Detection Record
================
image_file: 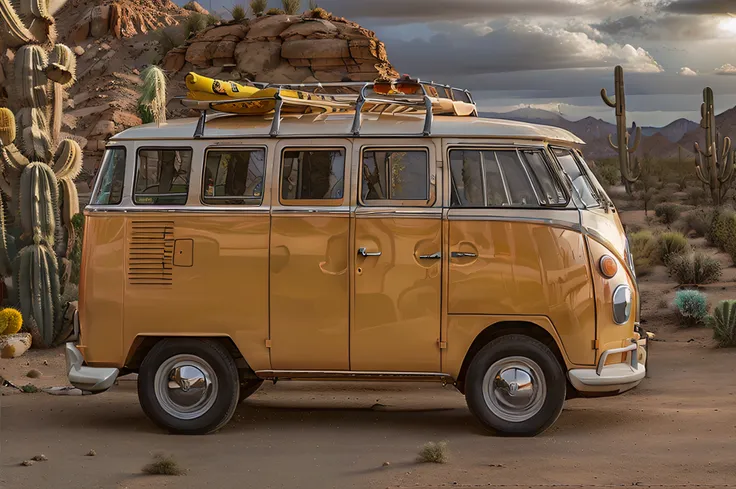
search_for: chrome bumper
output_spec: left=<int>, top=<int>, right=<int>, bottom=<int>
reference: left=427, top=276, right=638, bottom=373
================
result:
left=65, top=343, right=119, bottom=393
left=568, top=340, right=646, bottom=393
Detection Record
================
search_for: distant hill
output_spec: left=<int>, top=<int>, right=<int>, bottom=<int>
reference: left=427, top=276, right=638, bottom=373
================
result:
left=477, top=107, right=736, bottom=162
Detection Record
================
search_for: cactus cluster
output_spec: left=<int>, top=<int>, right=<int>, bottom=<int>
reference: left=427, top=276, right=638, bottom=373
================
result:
left=694, top=87, right=735, bottom=206
left=601, top=65, right=642, bottom=193
left=0, top=0, right=82, bottom=348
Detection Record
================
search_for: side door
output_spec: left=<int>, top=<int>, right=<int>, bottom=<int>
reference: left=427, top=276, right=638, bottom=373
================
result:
left=351, top=141, right=442, bottom=372
left=269, top=140, right=352, bottom=370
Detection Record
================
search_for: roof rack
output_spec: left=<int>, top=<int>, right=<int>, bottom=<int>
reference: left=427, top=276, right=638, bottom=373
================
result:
left=179, top=78, right=478, bottom=139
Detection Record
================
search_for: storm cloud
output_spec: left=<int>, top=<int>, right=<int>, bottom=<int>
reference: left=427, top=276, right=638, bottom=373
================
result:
left=663, top=0, right=735, bottom=15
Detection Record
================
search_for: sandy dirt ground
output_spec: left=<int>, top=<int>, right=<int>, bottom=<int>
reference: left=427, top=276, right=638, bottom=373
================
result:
left=1, top=326, right=735, bottom=489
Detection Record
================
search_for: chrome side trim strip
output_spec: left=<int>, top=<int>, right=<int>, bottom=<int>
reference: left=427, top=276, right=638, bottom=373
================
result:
left=85, top=205, right=271, bottom=215
left=255, top=370, right=454, bottom=382
left=448, top=213, right=581, bottom=232
left=596, top=341, right=638, bottom=376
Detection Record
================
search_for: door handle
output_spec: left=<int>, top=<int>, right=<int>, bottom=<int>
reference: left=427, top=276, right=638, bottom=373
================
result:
left=451, top=251, right=477, bottom=259
left=418, top=252, right=441, bottom=260
left=358, top=247, right=382, bottom=257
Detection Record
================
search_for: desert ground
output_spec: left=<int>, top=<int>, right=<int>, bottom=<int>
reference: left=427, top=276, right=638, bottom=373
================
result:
left=2, top=209, right=736, bottom=489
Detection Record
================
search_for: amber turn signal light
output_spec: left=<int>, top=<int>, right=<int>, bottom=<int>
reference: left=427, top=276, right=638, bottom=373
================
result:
left=599, top=255, right=618, bottom=278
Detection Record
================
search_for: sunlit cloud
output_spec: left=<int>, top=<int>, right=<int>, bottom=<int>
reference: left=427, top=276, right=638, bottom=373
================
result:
left=678, top=67, right=698, bottom=76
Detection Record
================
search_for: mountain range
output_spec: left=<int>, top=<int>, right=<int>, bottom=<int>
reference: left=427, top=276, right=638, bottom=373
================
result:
left=479, top=107, right=736, bottom=161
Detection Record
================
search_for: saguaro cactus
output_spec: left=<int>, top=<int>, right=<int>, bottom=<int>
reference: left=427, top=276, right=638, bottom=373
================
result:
left=0, top=0, right=82, bottom=348
left=601, top=65, right=642, bottom=193
left=694, top=87, right=735, bottom=206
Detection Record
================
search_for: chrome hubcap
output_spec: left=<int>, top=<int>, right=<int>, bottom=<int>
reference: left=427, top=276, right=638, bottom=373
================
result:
left=482, top=356, right=546, bottom=423
left=154, top=354, right=218, bottom=420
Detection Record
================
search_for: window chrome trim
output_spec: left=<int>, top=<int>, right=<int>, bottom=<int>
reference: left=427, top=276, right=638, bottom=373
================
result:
left=90, top=146, right=127, bottom=206
left=278, top=146, right=348, bottom=206
left=133, top=146, right=195, bottom=206
left=85, top=205, right=271, bottom=215
left=516, top=149, right=542, bottom=204
left=358, top=146, right=434, bottom=207
left=201, top=145, right=269, bottom=207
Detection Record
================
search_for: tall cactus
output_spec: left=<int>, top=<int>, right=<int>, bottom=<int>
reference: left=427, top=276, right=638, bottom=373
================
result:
left=601, top=65, right=642, bottom=193
left=0, top=0, right=82, bottom=348
left=694, top=87, right=735, bottom=206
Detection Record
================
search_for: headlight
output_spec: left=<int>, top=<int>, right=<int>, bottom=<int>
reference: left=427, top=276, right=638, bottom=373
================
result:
left=612, top=285, right=632, bottom=324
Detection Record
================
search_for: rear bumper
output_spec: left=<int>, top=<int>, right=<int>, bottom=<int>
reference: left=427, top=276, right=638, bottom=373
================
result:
left=568, top=338, right=647, bottom=394
left=65, top=343, right=119, bottom=393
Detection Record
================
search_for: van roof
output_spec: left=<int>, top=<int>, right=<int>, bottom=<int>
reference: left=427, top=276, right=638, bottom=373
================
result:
left=111, top=113, right=584, bottom=145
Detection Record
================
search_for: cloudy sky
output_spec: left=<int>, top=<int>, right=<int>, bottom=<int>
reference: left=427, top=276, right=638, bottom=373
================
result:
left=195, top=0, right=736, bottom=126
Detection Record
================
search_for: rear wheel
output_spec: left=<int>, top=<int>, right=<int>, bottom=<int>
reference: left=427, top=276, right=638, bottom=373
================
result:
left=138, top=338, right=240, bottom=435
left=465, top=334, right=566, bottom=436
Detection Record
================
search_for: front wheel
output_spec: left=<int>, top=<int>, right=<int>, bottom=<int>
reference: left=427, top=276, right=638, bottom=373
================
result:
left=138, top=338, right=240, bottom=435
left=465, top=334, right=566, bottom=436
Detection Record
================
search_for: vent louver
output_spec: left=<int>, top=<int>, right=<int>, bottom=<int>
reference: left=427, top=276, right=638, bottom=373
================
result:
left=128, top=221, right=174, bottom=286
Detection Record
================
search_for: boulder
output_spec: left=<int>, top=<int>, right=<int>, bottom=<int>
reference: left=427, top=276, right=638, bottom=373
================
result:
left=247, top=15, right=299, bottom=39
left=111, top=111, right=142, bottom=128
left=255, top=64, right=313, bottom=83
left=162, top=47, right=187, bottom=72
left=73, top=46, right=85, bottom=56
left=348, top=39, right=385, bottom=61
left=280, top=19, right=338, bottom=39
left=90, top=120, right=115, bottom=138
left=90, top=5, right=111, bottom=38
left=212, top=40, right=237, bottom=60
left=0, top=333, right=31, bottom=358
left=213, top=57, right=236, bottom=67
left=70, top=14, right=91, bottom=44
left=234, top=41, right=282, bottom=74
left=281, top=39, right=350, bottom=59
left=183, top=1, right=209, bottom=15
left=185, top=41, right=212, bottom=67
left=200, top=24, right=249, bottom=41
left=310, top=58, right=347, bottom=69
left=335, top=23, right=376, bottom=40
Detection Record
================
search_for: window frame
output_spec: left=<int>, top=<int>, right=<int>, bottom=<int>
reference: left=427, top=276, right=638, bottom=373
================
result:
left=517, top=148, right=570, bottom=207
left=90, top=145, right=127, bottom=206
left=133, top=146, right=194, bottom=206
left=358, top=146, right=434, bottom=207
left=278, top=147, right=348, bottom=206
left=200, top=145, right=268, bottom=206
left=447, top=146, right=567, bottom=209
left=550, top=146, right=601, bottom=208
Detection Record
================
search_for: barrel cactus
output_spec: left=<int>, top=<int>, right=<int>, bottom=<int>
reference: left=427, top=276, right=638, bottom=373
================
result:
left=0, top=0, right=82, bottom=347
left=0, top=307, right=22, bottom=335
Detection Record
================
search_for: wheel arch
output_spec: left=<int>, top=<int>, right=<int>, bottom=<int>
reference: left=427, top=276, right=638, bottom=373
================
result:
left=454, top=320, right=568, bottom=394
left=125, top=335, right=252, bottom=374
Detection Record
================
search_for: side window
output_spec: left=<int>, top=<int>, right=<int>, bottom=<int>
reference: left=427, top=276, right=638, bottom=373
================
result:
left=91, top=147, right=126, bottom=205
left=281, top=149, right=345, bottom=203
left=450, top=149, right=540, bottom=207
left=553, top=148, right=599, bottom=207
left=134, top=148, right=192, bottom=205
left=202, top=148, right=265, bottom=205
left=361, top=149, right=429, bottom=204
left=519, top=150, right=567, bottom=205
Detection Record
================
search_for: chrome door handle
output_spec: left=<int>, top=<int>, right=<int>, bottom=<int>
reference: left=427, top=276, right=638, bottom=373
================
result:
left=419, top=252, right=441, bottom=260
left=451, top=251, right=477, bottom=258
left=358, top=247, right=382, bottom=257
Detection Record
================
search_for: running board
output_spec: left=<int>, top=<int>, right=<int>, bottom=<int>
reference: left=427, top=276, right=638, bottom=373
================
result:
left=254, top=370, right=454, bottom=382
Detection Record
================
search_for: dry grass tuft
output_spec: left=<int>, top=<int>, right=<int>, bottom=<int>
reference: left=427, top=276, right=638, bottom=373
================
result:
left=142, top=453, right=185, bottom=476
left=417, top=441, right=448, bottom=464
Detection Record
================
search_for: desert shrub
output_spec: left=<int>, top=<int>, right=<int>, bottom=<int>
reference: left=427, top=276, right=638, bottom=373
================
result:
left=232, top=4, right=246, bottom=21
left=687, top=187, right=706, bottom=205
left=628, top=230, right=657, bottom=275
left=673, top=290, right=708, bottom=327
left=683, top=207, right=714, bottom=238
left=417, top=442, right=448, bottom=464
left=591, top=159, right=620, bottom=187
left=667, top=252, right=722, bottom=286
left=707, top=208, right=736, bottom=249
left=654, top=202, right=681, bottom=226
left=655, top=232, right=689, bottom=265
left=155, top=30, right=180, bottom=58
left=638, top=188, right=656, bottom=216
left=707, top=300, right=736, bottom=347
left=266, top=7, right=285, bottom=14
left=250, top=0, right=268, bottom=15
left=281, top=0, right=301, bottom=14
left=142, top=453, right=184, bottom=476
left=184, top=12, right=208, bottom=36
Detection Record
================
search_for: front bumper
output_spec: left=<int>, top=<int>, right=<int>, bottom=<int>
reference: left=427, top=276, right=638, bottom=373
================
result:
left=568, top=337, right=648, bottom=394
left=65, top=343, right=119, bottom=393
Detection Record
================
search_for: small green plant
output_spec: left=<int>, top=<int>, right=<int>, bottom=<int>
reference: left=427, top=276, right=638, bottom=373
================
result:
left=232, top=4, right=246, bottom=21
left=417, top=441, right=448, bottom=464
left=707, top=300, right=736, bottom=347
left=655, top=232, right=689, bottom=265
left=683, top=208, right=714, bottom=238
left=142, top=453, right=184, bottom=476
left=667, top=252, right=722, bottom=286
left=0, top=308, right=23, bottom=335
left=185, top=12, right=209, bottom=36
left=628, top=230, right=656, bottom=276
left=250, top=0, right=268, bottom=15
left=21, top=384, right=39, bottom=393
left=655, top=202, right=681, bottom=227
left=206, top=13, right=220, bottom=25
left=281, top=0, right=301, bottom=14
left=266, top=7, right=285, bottom=14
left=673, top=290, right=708, bottom=327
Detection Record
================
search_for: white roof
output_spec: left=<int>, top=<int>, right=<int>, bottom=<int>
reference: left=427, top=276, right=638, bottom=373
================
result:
left=112, top=112, right=584, bottom=145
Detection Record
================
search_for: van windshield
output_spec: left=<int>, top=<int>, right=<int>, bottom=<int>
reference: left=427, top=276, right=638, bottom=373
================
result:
left=553, top=149, right=599, bottom=208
